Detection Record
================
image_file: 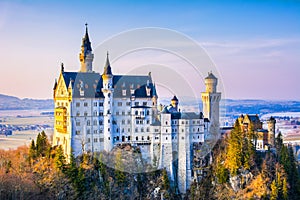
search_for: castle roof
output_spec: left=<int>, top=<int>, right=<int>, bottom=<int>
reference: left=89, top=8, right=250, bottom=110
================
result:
left=205, top=72, right=217, bottom=80
left=102, top=52, right=112, bottom=76
left=82, top=24, right=92, bottom=56
left=181, top=112, right=201, bottom=119
left=61, top=71, right=156, bottom=99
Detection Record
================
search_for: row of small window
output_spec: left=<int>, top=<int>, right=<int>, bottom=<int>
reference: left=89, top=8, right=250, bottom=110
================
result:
left=134, top=110, right=150, bottom=116
left=87, top=138, right=104, bottom=143
left=76, top=102, right=104, bottom=107
left=75, top=101, right=149, bottom=108
left=76, top=120, right=103, bottom=126
left=135, top=119, right=151, bottom=125
left=57, top=102, right=68, bottom=107
left=76, top=112, right=104, bottom=117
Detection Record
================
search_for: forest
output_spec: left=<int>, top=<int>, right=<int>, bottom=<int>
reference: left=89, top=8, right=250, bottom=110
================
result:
left=1, top=123, right=300, bottom=199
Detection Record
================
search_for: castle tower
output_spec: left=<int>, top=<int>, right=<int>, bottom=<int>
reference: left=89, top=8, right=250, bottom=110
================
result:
left=267, top=116, right=276, bottom=147
left=102, top=52, right=114, bottom=152
left=151, top=84, right=158, bottom=122
left=79, top=24, right=94, bottom=72
left=201, top=72, right=221, bottom=134
left=171, top=96, right=179, bottom=111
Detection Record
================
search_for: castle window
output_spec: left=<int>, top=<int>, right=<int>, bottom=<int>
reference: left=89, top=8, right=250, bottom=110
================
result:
left=108, top=119, right=110, bottom=123
left=128, top=136, right=131, bottom=141
left=165, top=121, right=168, bottom=125
left=99, top=102, right=103, bottom=106
left=141, top=128, right=144, bottom=132
left=182, top=129, right=184, bottom=132
left=166, top=129, right=168, bottom=133
left=182, top=121, right=184, bottom=125
left=99, top=112, right=103, bottom=116
left=107, top=110, right=110, bottom=114
left=84, top=112, right=88, bottom=117
left=99, top=129, right=103, bottom=133
left=116, top=136, right=119, bottom=141
left=118, top=102, right=122, bottom=106
left=147, top=120, right=150, bottom=124
left=108, top=137, right=110, bottom=141
left=198, top=128, right=200, bottom=132
left=93, top=120, right=97, bottom=126
left=76, top=112, right=80, bottom=116
left=142, top=136, right=144, bottom=141
left=100, top=138, right=104, bottom=142
left=146, top=110, right=150, bottom=115
left=166, top=137, right=168, bottom=140
left=128, top=128, right=130, bottom=132
left=147, top=136, right=150, bottom=140
left=116, top=128, right=119, bottom=133
left=94, top=130, right=97, bottom=134
left=57, top=102, right=60, bottom=106
left=135, top=102, right=139, bottom=106
left=76, top=130, right=80, bottom=135
left=87, top=138, right=90, bottom=143
left=146, top=127, right=150, bottom=132
left=182, top=136, right=184, bottom=140
left=84, top=102, right=88, bottom=107
left=127, top=120, right=131, bottom=124
left=135, top=128, right=138, bottom=132
left=122, top=120, right=125, bottom=125
left=122, top=128, right=124, bottom=133
left=116, top=111, right=119, bottom=115
left=136, top=136, right=138, bottom=141
left=99, top=120, right=103, bottom=125
left=76, top=121, right=80, bottom=126
left=87, top=129, right=90, bottom=134
left=94, top=102, right=97, bottom=107
left=93, top=111, right=97, bottom=116
left=94, top=138, right=98, bottom=142
left=122, top=111, right=125, bottom=116
left=108, top=128, right=110, bottom=132
left=143, top=102, right=147, bottom=106
left=135, top=111, right=138, bottom=115
left=76, top=102, right=80, bottom=107
left=126, top=102, right=131, bottom=106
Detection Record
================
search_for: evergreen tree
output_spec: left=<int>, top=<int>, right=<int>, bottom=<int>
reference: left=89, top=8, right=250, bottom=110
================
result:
left=54, top=146, right=66, bottom=170
left=28, top=139, right=36, bottom=163
left=36, top=131, right=49, bottom=157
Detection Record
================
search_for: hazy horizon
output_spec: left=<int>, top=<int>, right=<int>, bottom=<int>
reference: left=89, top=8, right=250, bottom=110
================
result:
left=1, top=0, right=300, bottom=100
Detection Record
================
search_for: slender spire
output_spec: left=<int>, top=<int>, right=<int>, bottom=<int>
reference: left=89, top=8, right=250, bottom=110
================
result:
left=82, top=23, right=92, bottom=52
left=103, top=51, right=112, bottom=75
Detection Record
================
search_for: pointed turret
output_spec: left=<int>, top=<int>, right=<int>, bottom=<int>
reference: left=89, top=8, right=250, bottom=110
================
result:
left=79, top=23, right=94, bottom=72
left=102, top=52, right=113, bottom=76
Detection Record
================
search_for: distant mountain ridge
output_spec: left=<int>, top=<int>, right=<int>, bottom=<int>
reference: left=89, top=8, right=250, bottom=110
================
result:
left=0, top=94, right=53, bottom=110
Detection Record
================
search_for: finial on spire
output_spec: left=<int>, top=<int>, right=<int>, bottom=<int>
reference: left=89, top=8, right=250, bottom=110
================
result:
left=61, top=62, right=64, bottom=73
left=85, top=23, right=88, bottom=31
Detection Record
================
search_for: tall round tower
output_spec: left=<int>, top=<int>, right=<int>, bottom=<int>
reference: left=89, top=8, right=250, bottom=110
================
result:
left=79, top=24, right=94, bottom=72
left=201, top=72, right=221, bottom=131
left=267, top=116, right=276, bottom=147
left=102, top=52, right=114, bottom=152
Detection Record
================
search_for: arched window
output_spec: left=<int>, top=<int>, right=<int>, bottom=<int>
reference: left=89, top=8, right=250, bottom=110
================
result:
left=146, top=110, right=150, bottom=115
left=87, top=120, right=90, bottom=126
left=136, top=136, right=138, bottom=141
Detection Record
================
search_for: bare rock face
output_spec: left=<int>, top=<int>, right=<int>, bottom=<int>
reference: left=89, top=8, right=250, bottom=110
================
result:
left=229, top=170, right=253, bottom=192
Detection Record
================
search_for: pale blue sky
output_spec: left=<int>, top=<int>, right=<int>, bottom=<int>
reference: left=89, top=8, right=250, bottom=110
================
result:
left=0, top=0, right=300, bottom=100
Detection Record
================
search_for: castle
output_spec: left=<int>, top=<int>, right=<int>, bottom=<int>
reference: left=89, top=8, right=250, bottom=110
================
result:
left=52, top=25, right=221, bottom=194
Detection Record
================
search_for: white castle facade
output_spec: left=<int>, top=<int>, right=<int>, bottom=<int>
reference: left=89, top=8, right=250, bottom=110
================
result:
left=53, top=26, right=221, bottom=194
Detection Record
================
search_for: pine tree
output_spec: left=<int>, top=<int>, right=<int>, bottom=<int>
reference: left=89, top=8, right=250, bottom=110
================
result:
left=54, top=146, right=66, bottom=170
left=36, top=131, right=49, bottom=157
left=28, top=139, right=36, bottom=163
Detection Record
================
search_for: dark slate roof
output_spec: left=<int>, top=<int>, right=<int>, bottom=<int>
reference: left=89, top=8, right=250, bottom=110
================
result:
left=113, top=75, right=155, bottom=98
left=181, top=112, right=201, bottom=119
left=171, top=95, right=178, bottom=101
left=205, top=72, right=217, bottom=80
left=61, top=71, right=156, bottom=99
left=102, top=54, right=112, bottom=75
left=82, top=26, right=92, bottom=53
left=257, top=129, right=268, bottom=132
left=247, top=114, right=260, bottom=122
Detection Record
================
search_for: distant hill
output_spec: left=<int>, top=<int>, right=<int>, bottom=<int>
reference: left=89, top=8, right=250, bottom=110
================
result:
left=0, top=94, right=53, bottom=110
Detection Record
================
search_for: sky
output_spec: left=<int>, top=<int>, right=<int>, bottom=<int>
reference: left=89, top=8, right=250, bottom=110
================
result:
left=0, top=0, right=300, bottom=100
